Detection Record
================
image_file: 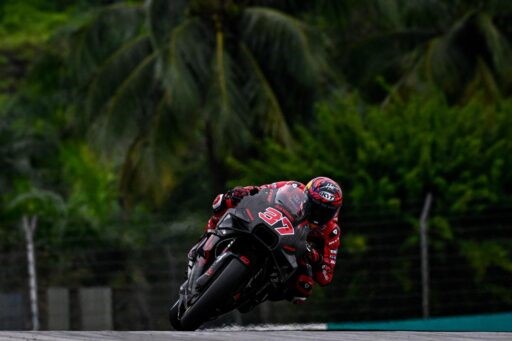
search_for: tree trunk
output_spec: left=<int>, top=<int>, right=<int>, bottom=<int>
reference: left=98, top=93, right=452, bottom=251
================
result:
left=420, top=193, right=433, bottom=319
left=22, top=215, right=39, bottom=331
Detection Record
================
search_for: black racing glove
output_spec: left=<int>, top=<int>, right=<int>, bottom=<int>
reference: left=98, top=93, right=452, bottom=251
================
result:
left=306, top=242, right=323, bottom=265
left=225, top=186, right=259, bottom=205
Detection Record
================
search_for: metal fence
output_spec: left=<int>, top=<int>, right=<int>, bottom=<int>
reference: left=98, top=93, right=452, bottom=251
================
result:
left=1, top=208, right=511, bottom=330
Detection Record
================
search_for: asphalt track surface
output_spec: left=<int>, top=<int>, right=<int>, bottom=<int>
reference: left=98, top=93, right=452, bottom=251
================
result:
left=0, top=330, right=511, bottom=341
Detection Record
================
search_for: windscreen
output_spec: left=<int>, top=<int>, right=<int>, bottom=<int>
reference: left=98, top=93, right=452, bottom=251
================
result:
left=274, top=184, right=307, bottom=221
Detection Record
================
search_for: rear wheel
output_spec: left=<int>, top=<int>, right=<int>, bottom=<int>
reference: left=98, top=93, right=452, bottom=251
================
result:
left=179, top=258, right=249, bottom=331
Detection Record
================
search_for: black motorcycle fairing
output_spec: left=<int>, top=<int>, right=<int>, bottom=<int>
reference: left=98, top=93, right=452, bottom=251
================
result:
left=231, top=188, right=311, bottom=267
left=171, top=185, right=312, bottom=330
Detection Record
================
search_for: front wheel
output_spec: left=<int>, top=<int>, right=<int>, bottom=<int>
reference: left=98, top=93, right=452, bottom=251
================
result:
left=169, top=300, right=181, bottom=330
left=178, top=257, right=249, bottom=331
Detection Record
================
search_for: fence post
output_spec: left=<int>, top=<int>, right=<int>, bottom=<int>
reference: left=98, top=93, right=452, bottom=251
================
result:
left=420, top=193, right=433, bottom=318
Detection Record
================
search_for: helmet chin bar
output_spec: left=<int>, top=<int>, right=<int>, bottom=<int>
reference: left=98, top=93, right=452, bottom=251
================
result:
left=309, top=222, right=321, bottom=229
left=306, top=200, right=337, bottom=226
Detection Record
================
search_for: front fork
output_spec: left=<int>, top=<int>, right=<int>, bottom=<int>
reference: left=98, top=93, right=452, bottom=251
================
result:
left=181, top=233, right=242, bottom=310
left=186, top=233, right=220, bottom=291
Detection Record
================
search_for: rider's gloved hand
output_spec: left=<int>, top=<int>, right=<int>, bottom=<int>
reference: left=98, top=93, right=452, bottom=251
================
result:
left=225, top=186, right=259, bottom=205
left=212, top=186, right=259, bottom=215
left=306, top=244, right=323, bottom=265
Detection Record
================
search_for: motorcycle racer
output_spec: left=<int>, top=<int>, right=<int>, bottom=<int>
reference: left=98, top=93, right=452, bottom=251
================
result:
left=188, top=176, right=343, bottom=304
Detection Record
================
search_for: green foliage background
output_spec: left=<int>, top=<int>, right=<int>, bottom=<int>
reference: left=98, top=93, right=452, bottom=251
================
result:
left=233, top=93, right=512, bottom=213
left=1, top=0, right=511, bottom=326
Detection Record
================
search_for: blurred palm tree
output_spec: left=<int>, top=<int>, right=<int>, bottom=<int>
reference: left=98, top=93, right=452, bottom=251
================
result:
left=66, top=0, right=324, bottom=206
left=319, top=0, right=512, bottom=103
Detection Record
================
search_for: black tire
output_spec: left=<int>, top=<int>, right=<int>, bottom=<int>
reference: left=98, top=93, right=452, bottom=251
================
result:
left=169, top=300, right=182, bottom=330
left=179, top=258, right=249, bottom=331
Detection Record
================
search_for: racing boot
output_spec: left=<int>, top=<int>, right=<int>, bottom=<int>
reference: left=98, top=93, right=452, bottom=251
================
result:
left=287, top=264, right=314, bottom=304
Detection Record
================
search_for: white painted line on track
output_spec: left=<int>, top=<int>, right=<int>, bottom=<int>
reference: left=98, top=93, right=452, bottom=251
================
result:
left=204, top=323, right=327, bottom=331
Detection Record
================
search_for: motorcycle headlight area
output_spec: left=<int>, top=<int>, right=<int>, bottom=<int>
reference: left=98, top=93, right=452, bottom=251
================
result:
left=217, top=214, right=234, bottom=233
left=217, top=212, right=251, bottom=236
left=218, top=214, right=233, bottom=227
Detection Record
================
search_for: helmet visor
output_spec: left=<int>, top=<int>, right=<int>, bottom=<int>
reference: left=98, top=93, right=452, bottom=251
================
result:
left=305, top=200, right=338, bottom=226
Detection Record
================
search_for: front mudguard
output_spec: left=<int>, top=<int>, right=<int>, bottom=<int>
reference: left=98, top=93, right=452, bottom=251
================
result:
left=178, top=251, right=247, bottom=315
left=179, top=257, right=251, bottom=330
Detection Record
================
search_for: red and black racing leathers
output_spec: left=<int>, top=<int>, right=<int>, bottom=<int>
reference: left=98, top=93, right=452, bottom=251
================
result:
left=203, top=180, right=341, bottom=302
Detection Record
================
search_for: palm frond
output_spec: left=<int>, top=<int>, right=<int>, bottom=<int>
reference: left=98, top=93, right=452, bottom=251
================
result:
left=388, top=10, right=512, bottom=102
left=462, top=58, right=502, bottom=101
left=88, top=52, right=158, bottom=163
left=241, top=7, right=323, bottom=85
left=160, top=18, right=213, bottom=119
left=475, top=13, right=512, bottom=91
left=240, top=43, right=292, bottom=147
left=119, top=130, right=177, bottom=207
left=205, top=27, right=249, bottom=154
left=151, top=89, right=197, bottom=156
left=375, top=0, right=402, bottom=29
left=422, top=12, right=511, bottom=98
left=345, top=30, right=435, bottom=94
left=68, top=3, right=145, bottom=84
left=482, top=0, right=512, bottom=14
left=147, top=0, right=186, bottom=48
left=118, top=97, right=194, bottom=207
left=401, top=0, right=451, bottom=30
left=426, top=37, right=469, bottom=96
left=86, top=35, right=153, bottom=122
left=9, top=189, right=66, bottom=216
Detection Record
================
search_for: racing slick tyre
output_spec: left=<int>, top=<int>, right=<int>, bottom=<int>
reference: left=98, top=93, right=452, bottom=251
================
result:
left=169, top=300, right=182, bottom=330
left=179, top=257, right=249, bottom=331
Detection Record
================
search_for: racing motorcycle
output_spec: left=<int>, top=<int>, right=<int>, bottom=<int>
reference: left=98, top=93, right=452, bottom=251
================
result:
left=169, top=184, right=311, bottom=331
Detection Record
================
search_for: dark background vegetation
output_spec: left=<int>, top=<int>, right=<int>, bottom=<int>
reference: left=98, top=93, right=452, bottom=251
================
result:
left=1, top=0, right=511, bottom=329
